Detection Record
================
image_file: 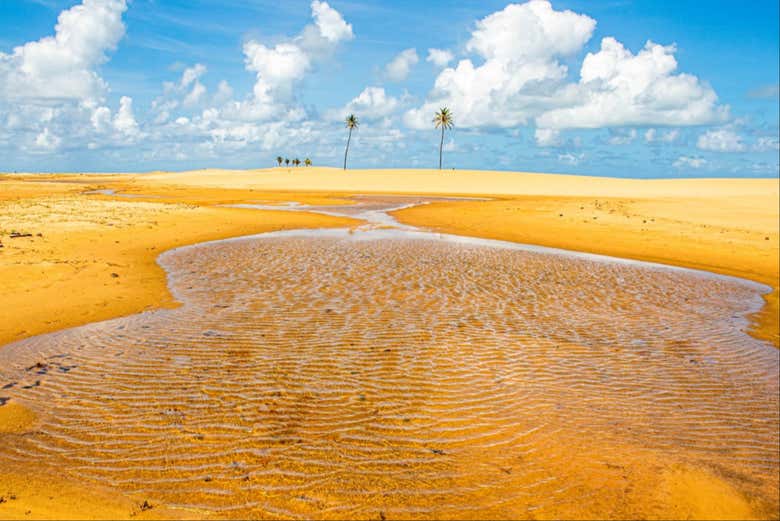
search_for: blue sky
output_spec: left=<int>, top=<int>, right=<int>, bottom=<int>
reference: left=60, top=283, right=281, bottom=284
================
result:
left=0, top=0, right=777, bottom=177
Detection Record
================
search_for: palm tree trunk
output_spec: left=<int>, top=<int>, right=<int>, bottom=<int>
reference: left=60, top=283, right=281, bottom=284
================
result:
left=439, top=126, right=444, bottom=170
left=344, top=128, right=352, bottom=170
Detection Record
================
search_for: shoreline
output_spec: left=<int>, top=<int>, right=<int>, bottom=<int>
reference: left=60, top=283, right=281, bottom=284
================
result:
left=2, top=197, right=777, bottom=520
left=0, top=172, right=777, bottom=520
left=1, top=171, right=777, bottom=349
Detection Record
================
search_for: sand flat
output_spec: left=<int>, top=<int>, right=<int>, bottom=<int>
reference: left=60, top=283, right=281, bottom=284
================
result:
left=1, top=170, right=778, bottom=519
left=137, top=167, right=779, bottom=345
left=0, top=176, right=358, bottom=347
left=1, top=216, right=777, bottom=519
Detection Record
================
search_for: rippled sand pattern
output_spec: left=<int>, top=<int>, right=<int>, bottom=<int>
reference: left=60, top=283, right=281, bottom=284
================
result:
left=1, top=227, right=778, bottom=518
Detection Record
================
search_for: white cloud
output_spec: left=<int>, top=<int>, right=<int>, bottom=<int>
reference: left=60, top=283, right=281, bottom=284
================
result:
left=113, top=96, right=139, bottom=136
left=213, top=80, right=233, bottom=105
left=310, top=0, right=354, bottom=43
left=558, top=152, right=584, bottom=165
left=0, top=0, right=127, bottom=101
left=326, top=86, right=400, bottom=121
left=607, top=128, right=637, bottom=145
left=407, top=1, right=725, bottom=133
left=535, top=128, right=560, bottom=147
left=405, top=1, right=595, bottom=129
left=239, top=0, right=353, bottom=118
left=183, top=82, right=206, bottom=106
left=181, top=63, right=206, bottom=88
left=34, top=127, right=61, bottom=150
left=645, top=128, right=680, bottom=143
left=753, top=136, right=779, bottom=151
left=697, top=128, right=745, bottom=152
left=537, top=38, right=726, bottom=129
left=673, top=155, right=707, bottom=169
left=91, top=105, right=112, bottom=132
left=427, top=48, right=454, bottom=68
left=244, top=41, right=311, bottom=100
left=385, top=48, right=419, bottom=82
left=0, top=0, right=141, bottom=154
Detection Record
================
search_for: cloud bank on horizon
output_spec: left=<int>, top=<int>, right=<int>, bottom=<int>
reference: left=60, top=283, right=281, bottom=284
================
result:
left=0, top=0, right=777, bottom=177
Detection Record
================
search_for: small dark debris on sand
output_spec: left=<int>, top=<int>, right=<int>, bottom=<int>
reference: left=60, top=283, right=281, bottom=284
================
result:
left=110, top=272, right=120, bottom=278
left=430, top=448, right=445, bottom=455
left=9, top=232, right=33, bottom=239
left=139, top=500, right=153, bottom=511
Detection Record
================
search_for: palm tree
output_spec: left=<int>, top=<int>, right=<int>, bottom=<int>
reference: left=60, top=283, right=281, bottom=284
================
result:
left=343, top=114, right=358, bottom=170
left=304, top=158, right=312, bottom=167
left=276, top=156, right=283, bottom=167
left=293, top=158, right=300, bottom=167
left=433, top=107, right=454, bottom=170
left=285, top=158, right=290, bottom=166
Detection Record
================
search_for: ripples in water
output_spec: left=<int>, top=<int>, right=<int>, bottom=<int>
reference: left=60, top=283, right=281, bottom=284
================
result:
left=0, top=226, right=777, bottom=519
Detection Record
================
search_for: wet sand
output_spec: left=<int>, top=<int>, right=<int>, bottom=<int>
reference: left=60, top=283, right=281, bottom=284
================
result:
left=1, top=196, right=778, bottom=519
left=1, top=171, right=778, bottom=519
left=0, top=176, right=358, bottom=347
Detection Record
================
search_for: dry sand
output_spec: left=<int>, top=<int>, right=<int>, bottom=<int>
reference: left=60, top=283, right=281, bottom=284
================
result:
left=0, top=167, right=777, bottom=519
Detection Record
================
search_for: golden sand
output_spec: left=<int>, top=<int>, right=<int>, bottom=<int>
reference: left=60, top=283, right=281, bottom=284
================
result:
left=393, top=193, right=779, bottom=346
left=0, top=175, right=358, bottom=347
left=138, top=167, right=779, bottom=345
left=2, top=225, right=777, bottom=519
left=1, top=169, right=778, bottom=519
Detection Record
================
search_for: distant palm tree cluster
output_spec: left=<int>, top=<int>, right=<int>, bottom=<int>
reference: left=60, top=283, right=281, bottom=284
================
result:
left=275, top=156, right=312, bottom=168
left=342, top=108, right=454, bottom=170
left=273, top=108, right=454, bottom=171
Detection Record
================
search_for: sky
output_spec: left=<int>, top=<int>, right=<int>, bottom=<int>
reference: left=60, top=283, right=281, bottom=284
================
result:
left=0, top=0, right=778, bottom=177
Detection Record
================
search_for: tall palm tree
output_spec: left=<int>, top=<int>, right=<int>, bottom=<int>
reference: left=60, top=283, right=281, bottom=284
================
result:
left=285, top=158, right=290, bottom=166
left=293, top=158, right=300, bottom=167
left=343, top=114, right=358, bottom=170
left=304, top=158, right=312, bottom=167
left=276, top=156, right=283, bottom=167
left=433, top=107, right=454, bottom=170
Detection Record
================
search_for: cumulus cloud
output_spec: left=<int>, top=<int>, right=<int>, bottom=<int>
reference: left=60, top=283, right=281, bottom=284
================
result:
left=673, top=156, right=706, bottom=169
left=407, top=1, right=725, bottom=134
left=239, top=0, right=353, bottom=117
left=697, top=128, right=745, bottom=152
left=535, top=128, right=561, bottom=147
left=537, top=38, right=726, bottom=129
left=310, top=0, right=354, bottom=43
left=645, top=128, right=679, bottom=143
left=326, top=86, right=401, bottom=121
left=607, top=128, right=637, bottom=145
left=385, top=48, right=419, bottom=82
left=405, top=1, right=595, bottom=129
left=426, top=48, right=453, bottom=68
left=34, top=127, right=61, bottom=150
left=0, top=0, right=127, bottom=101
left=113, top=96, right=139, bottom=136
left=0, top=0, right=137, bottom=154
